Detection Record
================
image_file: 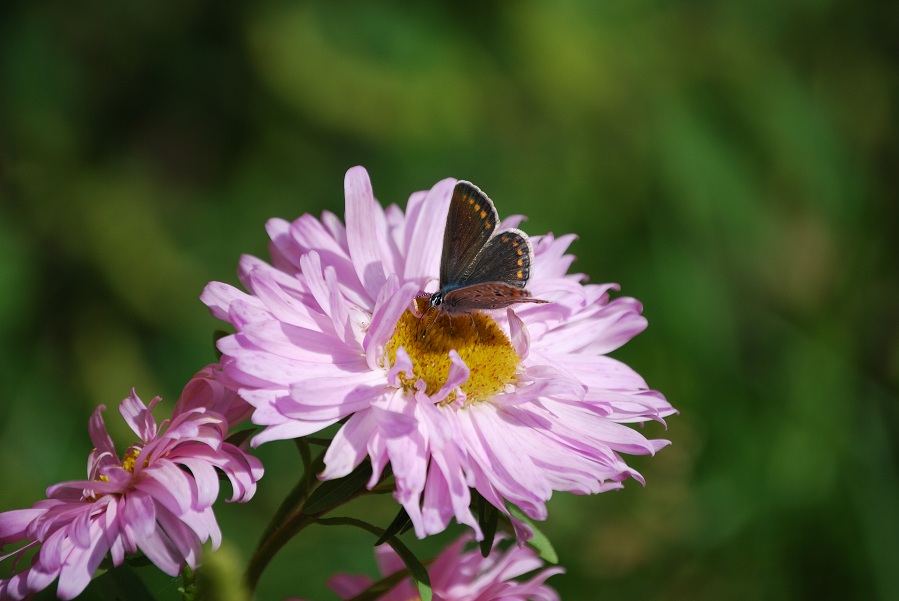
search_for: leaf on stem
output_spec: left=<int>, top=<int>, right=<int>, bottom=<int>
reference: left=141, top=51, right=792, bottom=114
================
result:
left=303, top=460, right=372, bottom=515
left=315, top=516, right=432, bottom=601
left=507, top=504, right=559, bottom=564
left=375, top=507, right=413, bottom=545
left=475, top=491, right=499, bottom=558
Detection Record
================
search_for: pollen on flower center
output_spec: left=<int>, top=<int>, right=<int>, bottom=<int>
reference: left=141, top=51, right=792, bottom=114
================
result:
left=121, top=447, right=140, bottom=473
left=385, top=298, right=521, bottom=406
left=93, top=447, right=142, bottom=488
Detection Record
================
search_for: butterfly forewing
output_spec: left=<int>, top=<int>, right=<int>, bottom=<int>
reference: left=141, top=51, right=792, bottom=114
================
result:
left=439, top=181, right=499, bottom=287
left=456, top=229, right=533, bottom=290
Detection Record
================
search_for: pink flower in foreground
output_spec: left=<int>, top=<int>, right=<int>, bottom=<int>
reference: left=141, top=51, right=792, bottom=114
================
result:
left=0, top=367, right=263, bottom=600
left=203, top=166, right=675, bottom=539
left=327, top=534, right=563, bottom=601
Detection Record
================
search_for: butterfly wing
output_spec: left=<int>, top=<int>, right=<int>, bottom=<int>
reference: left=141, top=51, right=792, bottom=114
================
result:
left=442, top=282, right=547, bottom=314
left=439, top=181, right=499, bottom=287
left=456, top=228, right=535, bottom=290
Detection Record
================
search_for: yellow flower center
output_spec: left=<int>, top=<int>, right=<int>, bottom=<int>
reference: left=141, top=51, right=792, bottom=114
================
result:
left=385, top=298, right=521, bottom=406
left=97, top=447, right=142, bottom=484
left=121, top=447, right=141, bottom=473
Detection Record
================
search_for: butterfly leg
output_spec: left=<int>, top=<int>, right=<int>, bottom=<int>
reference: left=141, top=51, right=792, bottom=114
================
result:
left=468, top=313, right=482, bottom=343
left=420, top=307, right=439, bottom=339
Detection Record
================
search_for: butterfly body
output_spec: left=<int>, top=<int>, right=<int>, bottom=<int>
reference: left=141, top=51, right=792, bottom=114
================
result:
left=425, top=181, right=547, bottom=329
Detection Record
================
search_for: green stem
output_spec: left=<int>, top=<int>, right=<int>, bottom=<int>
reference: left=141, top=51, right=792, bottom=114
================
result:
left=244, top=511, right=318, bottom=592
left=313, top=517, right=433, bottom=601
left=244, top=442, right=325, bottom=593
left=245, top=456, right=386, bottom=593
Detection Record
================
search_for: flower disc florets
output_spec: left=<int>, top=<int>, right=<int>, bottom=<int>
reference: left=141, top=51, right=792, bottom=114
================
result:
left=386, top=299, right=520, bottom=405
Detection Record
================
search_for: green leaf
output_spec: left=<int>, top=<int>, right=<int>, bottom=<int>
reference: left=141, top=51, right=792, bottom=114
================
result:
left=476, top=492, right=499, bottom=557
left=507, top=504, right=558, bottom=564
left=224, top=428, right=254, bottom=448
left=345, top=570, right=409, bottom=601
left=212, top=330, right=230, bottom=359
left=375, top=507, right=412, bottom=546
left=385, top=540, right=432, bottom=601
left=302, top=436, right=335, bottom=447
left=314, top=516, right=432, bottom=601
left=82, top=564, right=158, bottom=601
left=302, top=460, right=372, bottom=515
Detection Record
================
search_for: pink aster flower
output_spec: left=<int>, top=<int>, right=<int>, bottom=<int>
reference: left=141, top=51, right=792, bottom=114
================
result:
left=202, top=166, right=675, bottom=540
left=326, top=534, right=563, bottom=601
left=0, top=367, right=263, bottom=600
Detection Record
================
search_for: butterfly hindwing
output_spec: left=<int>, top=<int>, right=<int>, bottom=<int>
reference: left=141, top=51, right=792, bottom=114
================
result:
left=439, top=181, right=499, bottom=287
left=456, top=228, right=534, bottom=290
left=443, top=282, right=543, bottom=312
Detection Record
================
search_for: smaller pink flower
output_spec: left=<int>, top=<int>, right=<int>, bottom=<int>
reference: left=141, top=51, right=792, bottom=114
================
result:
left=0, top=367, right=263, bottom=600
left=326, top=534, right=563, bottom=601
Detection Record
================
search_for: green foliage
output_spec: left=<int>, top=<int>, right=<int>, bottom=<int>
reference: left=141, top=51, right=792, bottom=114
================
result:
left=3, top=0, right=897, bottom=599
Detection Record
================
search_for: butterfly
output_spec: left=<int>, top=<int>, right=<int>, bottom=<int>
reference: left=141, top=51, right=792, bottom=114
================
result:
left=422, top=181, right=548, bottom=336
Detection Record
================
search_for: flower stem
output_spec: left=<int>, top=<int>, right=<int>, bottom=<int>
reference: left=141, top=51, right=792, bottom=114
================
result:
left=244, top=511, right=317, bottom=591
left=245, top=454, right=393, bottom=593
left=244, top=442, right=325, bottom=592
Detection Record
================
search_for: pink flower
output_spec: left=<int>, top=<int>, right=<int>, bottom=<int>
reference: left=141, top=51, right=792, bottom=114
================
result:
left=202, top=166, right=675, bottom=539
left=327, top=534, right=563, bottom=601
left=0, top=367, right=263, bottom=600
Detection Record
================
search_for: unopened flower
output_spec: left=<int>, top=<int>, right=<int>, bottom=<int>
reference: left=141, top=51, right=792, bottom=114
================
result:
left=328, top=534, right=563, bottom=601
left=0, top=368, right=263, bottom=600
left=203, top=166, right=674, bottom=539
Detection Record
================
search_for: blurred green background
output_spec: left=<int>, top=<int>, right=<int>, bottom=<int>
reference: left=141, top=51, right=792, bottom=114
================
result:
left=2, top=0, right=897, bottom=599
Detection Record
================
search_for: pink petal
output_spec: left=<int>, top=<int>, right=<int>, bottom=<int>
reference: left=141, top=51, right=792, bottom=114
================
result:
left=252, top=420, right=331, bottom=446
left=386, top=346, right=414, bottom=387
left=119, top=390, right=157, bottom=442
left=402, top=178, right=455, bottom=286
left=0, top=508, right=43, bottom=541
left=87, top=406, right=117, bottom=463
left=344, top=166, right=386, bottom=298
left=200, top=281, right=260, bottom=322
left=328, top=574, right=374, bottom=599
left=429, top=350, right=470, bottom=404
left=247, top=267, right=323, bottom=330
left=365, top=281, right=418, bottom=370
left=56, top=518, right=109, bottom=601
left=508, top=309, right=530, bottom=358
left=264, top=217, right=299, bottom=272
left=175, top=457, right=220, bottom=508
left=320, top=410, right=379, bottom=481
left=241, top=320, right=360, bottom=365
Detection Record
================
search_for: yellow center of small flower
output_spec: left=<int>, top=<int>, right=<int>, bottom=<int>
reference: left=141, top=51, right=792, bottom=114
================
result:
left=96, top=447, right=142, bottom=484
left=121, top=447, right=141, bottom=473
left=385, top=298, right=521, bottom=406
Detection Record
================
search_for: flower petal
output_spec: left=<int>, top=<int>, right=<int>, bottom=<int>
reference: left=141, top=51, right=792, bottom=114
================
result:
left=402, top=177, right=455, bottom=286
left=344, top=166, right=387, bottom=298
